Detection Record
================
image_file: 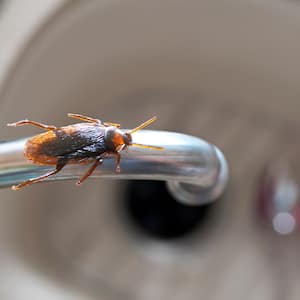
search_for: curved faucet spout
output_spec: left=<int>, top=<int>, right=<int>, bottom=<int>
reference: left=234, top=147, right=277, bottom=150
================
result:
left=0, top=130, right=228, bottom=206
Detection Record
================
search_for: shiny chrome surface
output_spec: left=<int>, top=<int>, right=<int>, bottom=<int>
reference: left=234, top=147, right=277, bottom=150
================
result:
left=0, top=130, right=228, bottom=205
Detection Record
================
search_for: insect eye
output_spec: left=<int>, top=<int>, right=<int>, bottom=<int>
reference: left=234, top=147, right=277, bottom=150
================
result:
left=124, top=133, right=132, bottom=144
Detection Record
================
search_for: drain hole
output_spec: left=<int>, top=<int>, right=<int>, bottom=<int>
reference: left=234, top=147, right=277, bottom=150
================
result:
left=123, top=180, right=214, bottom=240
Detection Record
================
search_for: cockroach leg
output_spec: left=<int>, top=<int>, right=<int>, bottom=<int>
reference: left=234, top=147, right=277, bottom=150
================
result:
left=76, top=157, right=103, bottom=185
left=12, top=160, right=66, bottom=190
left=103, top=122, right=121, bottom=128
left=67, top=113, right=101, bottom=124
left=114, top=152, right=121, bottom=173
left=7, top=120, right=57, bottom=131
left=68, top=114, right=120, bottom=127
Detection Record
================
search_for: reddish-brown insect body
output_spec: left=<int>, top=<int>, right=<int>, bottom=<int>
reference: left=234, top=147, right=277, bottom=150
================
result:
left=7, top=113, right=162, bottom=190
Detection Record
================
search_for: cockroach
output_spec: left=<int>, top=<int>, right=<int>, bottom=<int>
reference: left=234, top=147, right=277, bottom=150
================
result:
left=7, top=113, right=163, bottom=190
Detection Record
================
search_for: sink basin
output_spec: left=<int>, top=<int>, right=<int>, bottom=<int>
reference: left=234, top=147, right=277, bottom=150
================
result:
left=1, top=1, right=300, bottom=299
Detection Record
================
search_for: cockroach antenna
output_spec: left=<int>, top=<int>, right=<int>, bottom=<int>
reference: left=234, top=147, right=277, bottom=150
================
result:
left=127, top=116, right=158, bottom=134
left=127, top=116, right=163, bottom=150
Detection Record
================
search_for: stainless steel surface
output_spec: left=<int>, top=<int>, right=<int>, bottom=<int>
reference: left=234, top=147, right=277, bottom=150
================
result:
left=0, top=131, right=228, bottom=205
left=1, top=0, right=300, bottom=300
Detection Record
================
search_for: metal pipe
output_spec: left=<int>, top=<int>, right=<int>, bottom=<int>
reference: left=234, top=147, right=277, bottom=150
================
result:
left=0, top=130, right=228, bottom=205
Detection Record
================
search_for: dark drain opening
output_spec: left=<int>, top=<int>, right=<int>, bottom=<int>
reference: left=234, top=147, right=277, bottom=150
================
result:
left=123, top=180, right=214, bottom=240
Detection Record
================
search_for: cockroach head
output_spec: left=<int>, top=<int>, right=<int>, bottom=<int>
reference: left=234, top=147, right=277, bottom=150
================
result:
left=122, top=132, right=132, bottom=146
left=106, top=117, right=163, bottom=152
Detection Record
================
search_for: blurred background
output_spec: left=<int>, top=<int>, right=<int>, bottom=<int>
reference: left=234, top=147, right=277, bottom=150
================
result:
left=1, top=0, right=300, bottom=299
